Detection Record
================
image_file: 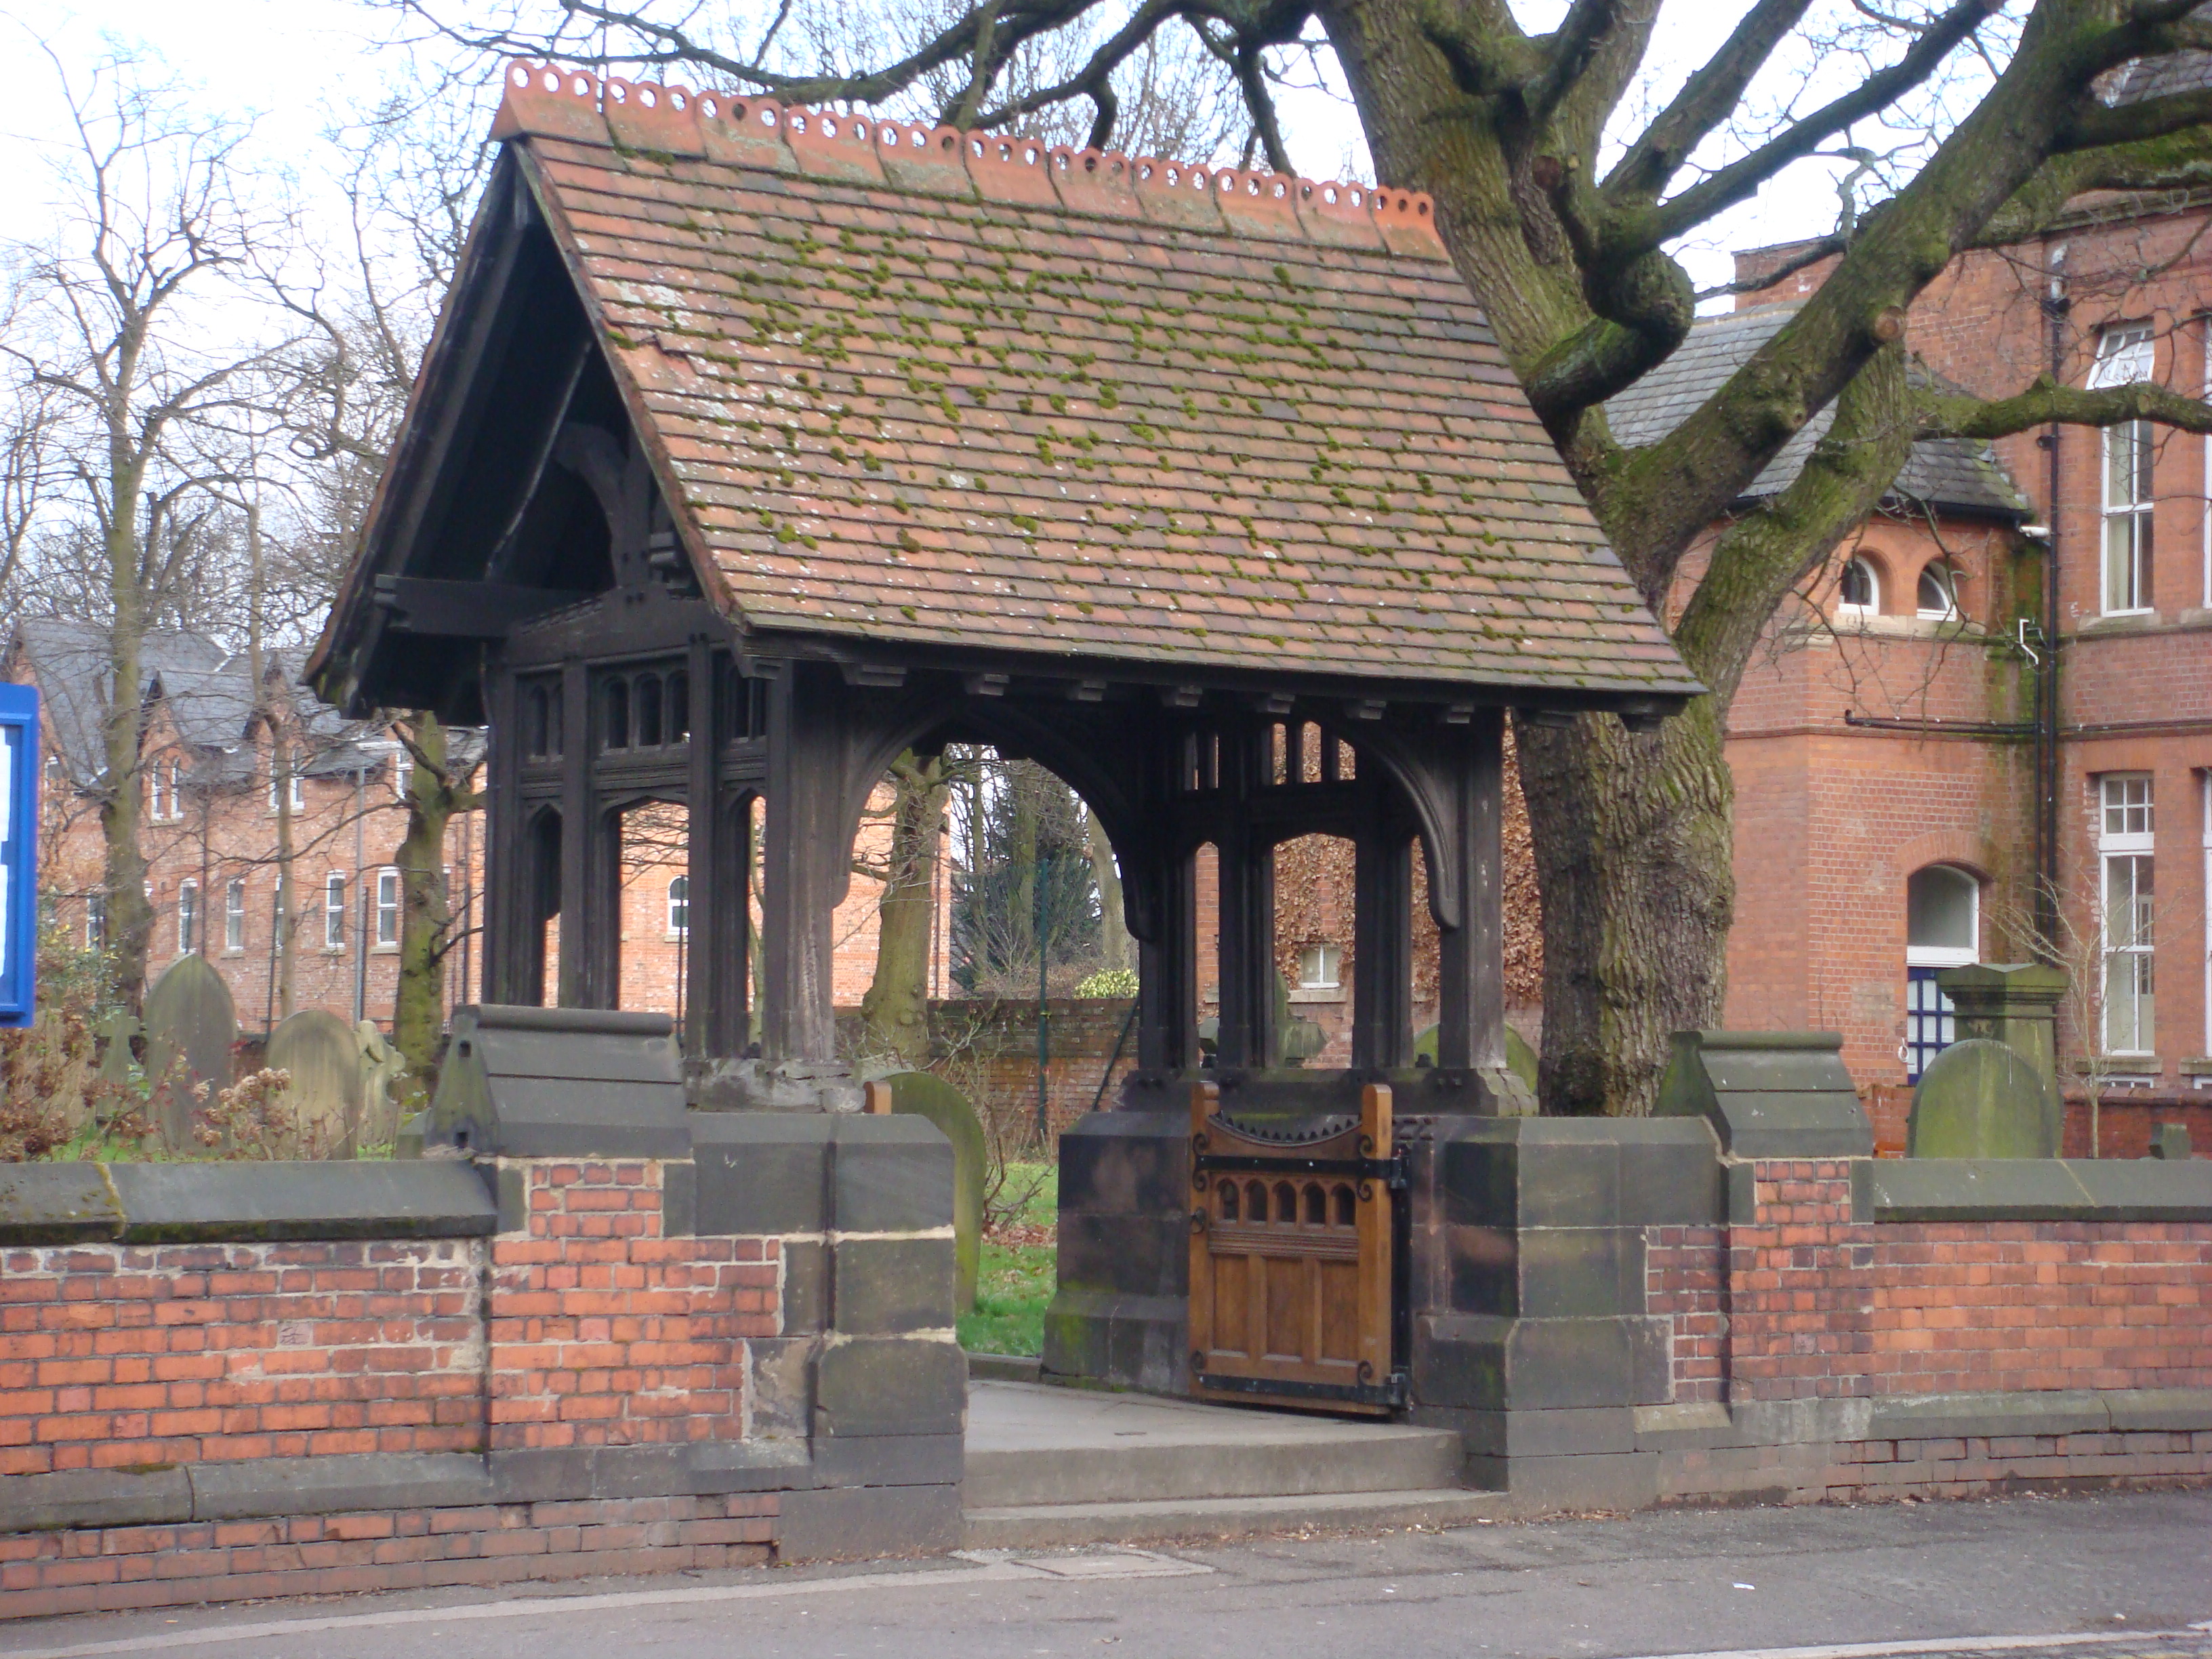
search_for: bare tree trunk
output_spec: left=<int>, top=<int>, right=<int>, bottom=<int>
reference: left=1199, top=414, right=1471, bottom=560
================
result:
left=860, top=750, right=947, bottom=1067
left=1084, top=807, right=1132, bottom=975
left=392, top=714, right=472, bottom=1090
left=100, top=460, right=151, bottom=1013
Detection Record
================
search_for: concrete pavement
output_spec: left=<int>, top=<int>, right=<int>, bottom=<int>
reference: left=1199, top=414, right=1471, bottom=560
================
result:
left=2, top=1488, right=2206, bottom=1659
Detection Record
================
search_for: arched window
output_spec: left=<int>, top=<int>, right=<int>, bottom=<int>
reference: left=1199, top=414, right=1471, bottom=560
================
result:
left=1917, top=562, right=1959, bottom=619
left=1904, top=864, right=1980, bottom=1080
left=668, top=874, right=690, bottom=939
left=1838, top=556, right=1879, bottom=614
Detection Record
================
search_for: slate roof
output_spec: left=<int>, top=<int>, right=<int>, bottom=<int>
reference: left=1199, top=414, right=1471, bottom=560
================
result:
left=1605, top=304, right=2028, bottom=520
left=470, top=62, right=1696, bottom=701
left=5, top=618, right=476, bottom=788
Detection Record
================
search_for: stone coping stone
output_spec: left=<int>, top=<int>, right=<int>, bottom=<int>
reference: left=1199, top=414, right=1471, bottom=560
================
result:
left=1870, top=1158, right=2212, bottom=1221
left=0, top=1160, right=497, bottom=1246
left=688, top=1110, right=953, bottom=1236
left=0, top=1162, right=123, bottom=1243
left=1437, top=1115, right=1725, bottom=1230
left=422, top=1003, right=690, bottom=1158
left=1657, top=1029, right=1874, bottom=1159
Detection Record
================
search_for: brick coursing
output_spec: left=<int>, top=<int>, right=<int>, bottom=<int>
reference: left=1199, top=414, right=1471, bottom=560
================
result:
left=0, top=1239, right=487, bottom=1477
left=487, top=1160, right=777, bottom=1451
left=0, top=1492, right=775, bottom=1621
left=1646, top=1161, right=2212, bottom=1408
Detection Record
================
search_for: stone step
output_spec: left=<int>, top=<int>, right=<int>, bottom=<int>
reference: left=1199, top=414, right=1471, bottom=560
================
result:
left=963, top=1380, right=1464, bottom=1508
left=962, top=1488, right=1506, bottom=1550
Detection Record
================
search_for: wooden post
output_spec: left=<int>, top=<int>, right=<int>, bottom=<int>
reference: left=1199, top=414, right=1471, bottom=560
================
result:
left=682, top=638, right=718, bottom=1056
left=480, top=665, right=518, bottom=1004
left=864, top=1078, right=893, bottom=1115
left=1136, top=842, right=1196, bottom=1073
left=1351, top=805, right=1413, bottom=1070
left=1213, top=731, right=1273, bottom=1070
left=1434, top=708, right=1505, bottom=1071
left=556, top=660, right=590, bottom=1009
left=759, top=661, right=851, bottom=1065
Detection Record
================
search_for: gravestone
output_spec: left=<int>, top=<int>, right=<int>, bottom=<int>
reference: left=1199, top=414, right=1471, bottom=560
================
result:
left=1416, top=1021, right=1540, bottom=1093
left=95, top=1010, right=141, bottom=1088
left=2149, top=1123, right=2194, bottom=1160
left=1907, top=1038, right=2063, bottom=1158
left=881, top=1070, right=985, bottom=1311
left=356, top=1021, right=409, bottom=1150
left=1273, top=972, right=1326, bottom=1067
left=266, top=1009, right=364, bottom=1157
left=143, top=954, right=236, bottom=1149
left=1938, top=964, right=2066, bottom=1086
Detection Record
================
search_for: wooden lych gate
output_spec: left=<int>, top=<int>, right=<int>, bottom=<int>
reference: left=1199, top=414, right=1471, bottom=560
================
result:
left=1189, top=1080, right=1402, bottom=1413
left=306, top=63, right=1699, bottom=1416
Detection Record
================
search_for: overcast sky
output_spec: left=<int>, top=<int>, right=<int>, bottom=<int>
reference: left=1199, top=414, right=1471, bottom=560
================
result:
left=3, top=0, right=1944, bottom=319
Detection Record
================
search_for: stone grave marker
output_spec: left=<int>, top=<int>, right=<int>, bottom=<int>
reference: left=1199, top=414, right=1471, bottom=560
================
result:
left=881, top=1070, right=985, bottom=1310
left=2149, top=1123, right=2194, bottom=1160
left=1907, top=1037, right=2062, bottom=1158
left=95, top=1010, right=141, bottom=1088
left=1415, top=1021, right=1540, bottom=1092
left=266, top=1009, right=364, bottom=1157
left=143, top=954, right=236, bottom=1149
left=356, top=1021, right=409, bottom=1151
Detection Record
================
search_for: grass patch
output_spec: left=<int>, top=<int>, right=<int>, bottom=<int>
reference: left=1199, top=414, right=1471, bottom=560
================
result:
left=958, top=1160, right=1057, bottom=1357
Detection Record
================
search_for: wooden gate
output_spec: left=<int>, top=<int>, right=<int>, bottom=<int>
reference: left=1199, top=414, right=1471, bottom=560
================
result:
left=1187, top=1080, right=1404, bottom=1414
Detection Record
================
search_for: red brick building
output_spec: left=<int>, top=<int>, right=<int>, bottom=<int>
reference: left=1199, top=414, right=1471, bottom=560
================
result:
left=7, top=619, right=939, bottom=1040
left=1721, top=172, right=2211, bottom=1148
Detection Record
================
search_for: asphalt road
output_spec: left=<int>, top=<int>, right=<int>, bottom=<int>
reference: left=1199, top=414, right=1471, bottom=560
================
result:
left=4, top=1490, right=2208, bottom=1659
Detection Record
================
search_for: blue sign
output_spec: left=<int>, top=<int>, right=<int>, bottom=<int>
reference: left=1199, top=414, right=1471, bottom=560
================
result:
left=0, top=682, right=39, bottom=1029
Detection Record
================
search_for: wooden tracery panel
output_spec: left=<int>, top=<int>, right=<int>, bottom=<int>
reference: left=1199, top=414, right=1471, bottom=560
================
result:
left=1188, top=1080, right=1401, bottom=1414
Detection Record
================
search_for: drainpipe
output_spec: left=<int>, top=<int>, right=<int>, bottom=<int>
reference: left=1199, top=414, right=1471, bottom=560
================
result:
left=2032, top=244, right=2068, bottom=954
left=353, top=762, right=368, bottom=1025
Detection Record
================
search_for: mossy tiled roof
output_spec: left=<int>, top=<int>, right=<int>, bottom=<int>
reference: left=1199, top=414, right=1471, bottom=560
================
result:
left=495, top=63, right=1697, bottom=699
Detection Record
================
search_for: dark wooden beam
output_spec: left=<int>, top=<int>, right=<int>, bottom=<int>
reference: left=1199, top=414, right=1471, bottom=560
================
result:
left=1433, top=708, right=1506, bottom=1073
left=373, top=575, right=592, bottom=639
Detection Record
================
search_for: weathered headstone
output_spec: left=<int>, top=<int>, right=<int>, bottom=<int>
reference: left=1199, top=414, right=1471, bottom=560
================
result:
left=356, top=1021, right=409, bottom=1150
left=2149, top=1122, right=2194, bottom=1161
left=143, top=954, right=236, bottom=1149
left=266, top=1009, right=364, bottom=1157
left=1908, top=1038, right=2062, bottom=1158
left=1415, top=1021, right=1540, bottom=1093
left=95, top=1010, right=141, bottom=1088
left=1938, top=964, right=2066, bottom=1087
left=880, top=1070, right=985, bottom=1311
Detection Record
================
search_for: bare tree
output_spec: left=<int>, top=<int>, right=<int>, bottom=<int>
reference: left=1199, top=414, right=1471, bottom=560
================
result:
left=0, top=43, right=286, bottom=1012
left=384, top=0, right=2212, bottom=1111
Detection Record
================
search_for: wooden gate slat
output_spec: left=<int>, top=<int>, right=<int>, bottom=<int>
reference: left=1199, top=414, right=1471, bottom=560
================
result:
left=1187, top=1080, right=1399, bottom=1414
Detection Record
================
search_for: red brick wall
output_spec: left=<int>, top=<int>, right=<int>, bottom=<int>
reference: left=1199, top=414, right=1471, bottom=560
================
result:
left=1646, top=1160, right=2212, bottom=1407
left=0, top=1492, right=775, bottom=1620
left=0, top=1239, right=486, bottom=1477
left=488, top=1160, right=774, bottom=1454
left=0, top=1158, right=802, bottom=1620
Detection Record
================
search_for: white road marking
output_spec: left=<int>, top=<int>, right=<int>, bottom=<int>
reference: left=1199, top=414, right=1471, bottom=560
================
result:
left=1614, top=1630, right=2212, bottom=1659
left=0, top=1551, right=1212, bottom=1659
